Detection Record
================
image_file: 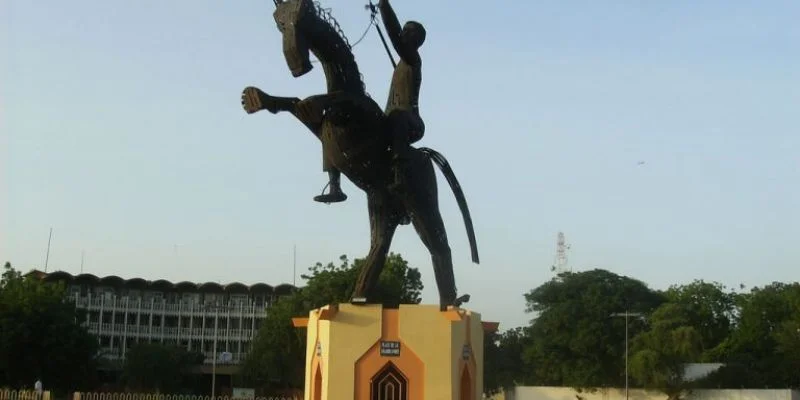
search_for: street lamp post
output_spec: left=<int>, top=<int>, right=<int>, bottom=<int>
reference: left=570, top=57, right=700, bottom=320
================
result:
left=206, top=304, right=232, bottom=398
left=611, top=311, right=643, bottom=400
left=212, top=306, right=218, bottom=399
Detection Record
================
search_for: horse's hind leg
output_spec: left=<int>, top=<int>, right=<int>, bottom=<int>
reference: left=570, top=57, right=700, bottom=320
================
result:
left=405, top=153, right=458, bottom=310
left=353, top=193, right=400, bottom=303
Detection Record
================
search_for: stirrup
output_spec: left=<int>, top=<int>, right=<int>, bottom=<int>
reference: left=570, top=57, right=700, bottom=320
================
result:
left=314, top=182, right=347, bottom=204
left=314, top=192, right=347, bottom=203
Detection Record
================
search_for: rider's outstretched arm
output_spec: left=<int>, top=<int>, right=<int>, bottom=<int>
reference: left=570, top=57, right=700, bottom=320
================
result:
left=378, top=0, right=418, bottom=64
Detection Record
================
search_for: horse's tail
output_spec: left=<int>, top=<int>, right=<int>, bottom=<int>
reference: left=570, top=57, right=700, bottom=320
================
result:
left=418, top=147, right=480, bottom=264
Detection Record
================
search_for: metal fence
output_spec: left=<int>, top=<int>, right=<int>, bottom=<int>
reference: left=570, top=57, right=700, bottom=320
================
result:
left=0, top=390, right=51, bottom=400
left=74, top=394, right=298, bottom=400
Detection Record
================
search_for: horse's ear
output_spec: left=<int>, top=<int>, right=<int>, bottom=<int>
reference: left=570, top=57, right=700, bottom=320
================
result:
left=297, top=0, right=313, bottom=14
left=274, top=0, right=305, bottom=21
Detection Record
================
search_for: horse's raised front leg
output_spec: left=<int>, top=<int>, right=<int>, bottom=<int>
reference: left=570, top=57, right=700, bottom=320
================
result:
left=352, top=193, right=400, bottom=304
left=241, top=88, right=331, bottom=133
left=241, top=86, right=300, bottom=115
left=242, top=88, right=357, bottom=137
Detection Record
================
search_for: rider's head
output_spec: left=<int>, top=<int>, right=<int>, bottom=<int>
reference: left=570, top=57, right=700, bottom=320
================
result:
left=402, top=21, right=426, bottom=49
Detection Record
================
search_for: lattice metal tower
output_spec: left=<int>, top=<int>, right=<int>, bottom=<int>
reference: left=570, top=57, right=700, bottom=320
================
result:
left=550, top=232, right=571, bottom=274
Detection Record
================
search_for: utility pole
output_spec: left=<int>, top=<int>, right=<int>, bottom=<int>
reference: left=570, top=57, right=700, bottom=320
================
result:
left=611, top=311, right=644, bottom=400
left=44, top=227, right=53, bottom=272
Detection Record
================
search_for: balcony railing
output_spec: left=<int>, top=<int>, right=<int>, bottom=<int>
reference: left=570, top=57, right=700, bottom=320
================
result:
left=87, top=324, right=256, bottom=341
left=73, top=296, right=269, bottom=316
left=96, top=347, right=248, bottom=365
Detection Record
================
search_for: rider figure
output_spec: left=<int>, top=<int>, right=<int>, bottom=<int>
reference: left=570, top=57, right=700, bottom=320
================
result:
left=379, top=0, right=426, bottom=193
left=313, top=0, right=424, bottom=202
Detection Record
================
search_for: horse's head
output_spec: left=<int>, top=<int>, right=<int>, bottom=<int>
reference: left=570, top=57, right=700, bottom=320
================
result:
left=274, top=0, right=314, bottom=77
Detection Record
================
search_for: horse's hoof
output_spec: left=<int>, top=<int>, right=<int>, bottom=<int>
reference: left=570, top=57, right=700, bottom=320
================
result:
left=241, top=87, right=264, bottom=114
left=438, top=294, right=470, bottom=312
left=241, top=86, right=282, bottom=114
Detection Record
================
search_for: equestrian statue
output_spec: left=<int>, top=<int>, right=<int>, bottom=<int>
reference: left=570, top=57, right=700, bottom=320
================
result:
left=241, top=0, right=479, bottom=310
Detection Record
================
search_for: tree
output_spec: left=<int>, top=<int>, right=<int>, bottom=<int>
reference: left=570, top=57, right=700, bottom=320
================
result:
left=239, top=253, right=423, bottom=391
left=625, top=281, right=743, bottom=398
left=705, top=282, right=800, bottom=388
left=521, top=269, right=665, bottom=389
left=629, top=303, right=703, bottom=400
left=237, top=293, right=307, bottom=391
left=663, top=280, right=739, bottom=355
left=0, top=262, right=99, bottom=393
left=295, top=253, right=423, bottom=309
left=484, top=327, right=532, bottom=395
left=121, top=343, right=204, bottom=393
left=772, top=315, right=800, bottom=381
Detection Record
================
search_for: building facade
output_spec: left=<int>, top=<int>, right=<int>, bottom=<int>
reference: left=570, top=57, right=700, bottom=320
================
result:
left=40, top=271, right=297, bottom=367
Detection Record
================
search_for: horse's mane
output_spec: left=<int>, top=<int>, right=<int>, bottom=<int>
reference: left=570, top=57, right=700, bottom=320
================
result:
left=307, top=1, right=367, bottom=93
left=311, top=2, right=352, bottom=49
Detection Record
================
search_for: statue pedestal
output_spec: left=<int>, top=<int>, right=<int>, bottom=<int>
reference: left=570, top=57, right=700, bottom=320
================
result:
left=292, top=303, right=498, bottom=400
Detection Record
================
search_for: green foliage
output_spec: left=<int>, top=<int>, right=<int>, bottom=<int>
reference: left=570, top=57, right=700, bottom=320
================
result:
left=238, top=294, right=307, bottom=390
left=629, top=303, right=703, bottom=399
left=121, top=343, right=204, bottom=393
left=483, top=327, right=532, bottom=394
left=703, top=282, right=800, bottom=388
left=296, top=253, right=423, bottom=309
left=511, top=272, right=800, bottom=393
left=0, top=262, right=99, bottom=393
left=623, top=280, right=742, bottom=398
left=239, top=253, right=423, bottom=391
left=522, top=269, right=665, bottom=389
left=663, top=280, right=739, bottom=354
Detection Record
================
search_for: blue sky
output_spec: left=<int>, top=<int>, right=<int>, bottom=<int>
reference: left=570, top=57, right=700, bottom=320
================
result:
left=3, top=0, right=799, bottom=330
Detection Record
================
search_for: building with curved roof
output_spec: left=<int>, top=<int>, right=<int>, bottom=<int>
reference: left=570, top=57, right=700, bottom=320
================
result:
left=36, top=270, right=298, bottom=370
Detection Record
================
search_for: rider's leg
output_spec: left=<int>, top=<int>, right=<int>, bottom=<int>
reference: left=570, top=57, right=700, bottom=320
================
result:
left=387, top=110, right=420, bottom=192
left=313, top=153, right=347, bottom=203
left=392, top=131, right=411, bottom=187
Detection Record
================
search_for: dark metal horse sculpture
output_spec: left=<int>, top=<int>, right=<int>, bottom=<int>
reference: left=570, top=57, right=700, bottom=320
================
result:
left=241, top=0, right=478, bottom=310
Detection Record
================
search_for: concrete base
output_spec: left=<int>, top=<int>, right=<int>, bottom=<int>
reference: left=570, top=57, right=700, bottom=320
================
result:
left=292, top=303, right=498, bottom=400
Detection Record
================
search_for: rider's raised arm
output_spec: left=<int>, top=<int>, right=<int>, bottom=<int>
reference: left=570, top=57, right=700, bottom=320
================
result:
left=378, top=0, right=419, bottom=64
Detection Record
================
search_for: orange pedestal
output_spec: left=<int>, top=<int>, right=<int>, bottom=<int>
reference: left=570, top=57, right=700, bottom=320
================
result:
left=292, top=303, right=498, bottom=400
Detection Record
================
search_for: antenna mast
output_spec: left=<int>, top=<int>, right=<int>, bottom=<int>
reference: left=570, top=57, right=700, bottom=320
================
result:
left=551, top=232, right=571, bottom=274
left=293, top=244, right=297, bottom=287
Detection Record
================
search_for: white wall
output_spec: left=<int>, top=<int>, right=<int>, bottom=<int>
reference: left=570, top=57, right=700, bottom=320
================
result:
left=682, top=363, right=724, bottom=381
left=504, top=387, right=799, bottom=400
